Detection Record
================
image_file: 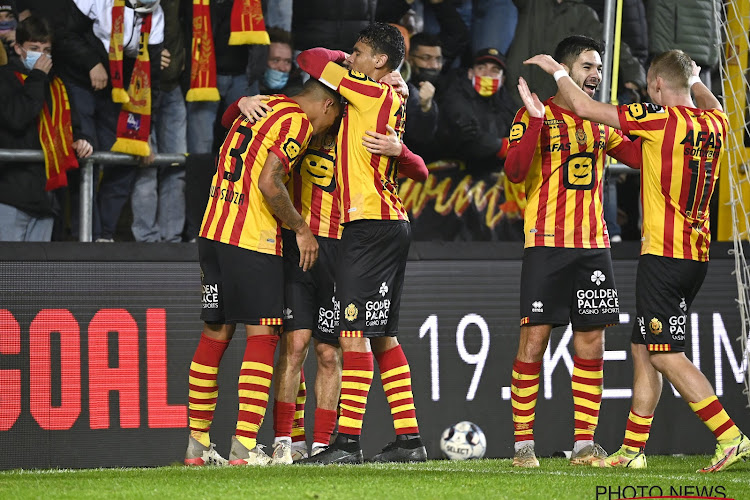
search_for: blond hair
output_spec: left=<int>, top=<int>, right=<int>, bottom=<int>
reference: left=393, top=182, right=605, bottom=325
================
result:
left=648, top=50, right=693, bottom=92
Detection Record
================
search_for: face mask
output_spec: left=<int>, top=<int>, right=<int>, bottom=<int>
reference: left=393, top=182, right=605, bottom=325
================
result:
left=23, top=50, right=45, bottom=71
left=0, top=19, right=17, bottom=31
left=414, top=67, right=440, bottom=85
left=263, top=67, right=289, bottom=90
left=472, top=75, right=500, bottom=97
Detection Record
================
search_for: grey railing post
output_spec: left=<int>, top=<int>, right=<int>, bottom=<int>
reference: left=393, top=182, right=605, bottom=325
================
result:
left=79, top=158, right=94, bottom=242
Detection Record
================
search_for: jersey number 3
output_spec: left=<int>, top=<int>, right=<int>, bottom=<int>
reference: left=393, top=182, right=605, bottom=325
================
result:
left=224, top=124, right=254, bottom=182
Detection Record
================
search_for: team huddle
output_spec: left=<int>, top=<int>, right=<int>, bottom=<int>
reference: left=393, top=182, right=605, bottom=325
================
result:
left=184, top=23, right=750, bottom=472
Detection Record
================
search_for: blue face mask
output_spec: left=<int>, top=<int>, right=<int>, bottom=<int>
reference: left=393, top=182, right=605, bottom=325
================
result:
left=263, top=68, right=289, bottom=90
left=23, top=50, right=45, bottom=71
left=0, top=19, right=17, bottom=31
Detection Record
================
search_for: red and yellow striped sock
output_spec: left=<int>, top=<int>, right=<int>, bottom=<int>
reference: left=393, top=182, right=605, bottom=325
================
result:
left=572, top=356, right=603, bottom=443
left=511, top=359, right=541, bottom=443
left=235, top=334, right=279, bottom=450
left=622, top=409, right=653, bottom=453
left=689, top=396, right=741, bottom=445
left=338, top=351, right=373, bottom=436
left=291, top=369, right=307, bottom=445
left=375, top=345, right=419, bottom=435
left=188, top=333, right=230, bottom=447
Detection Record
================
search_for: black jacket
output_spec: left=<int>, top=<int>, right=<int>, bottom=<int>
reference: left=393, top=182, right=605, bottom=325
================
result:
left=436, top=70, right=516, bottom=173
left=404, top=80, right=439, bottom=162
left=292, top=0, right=376, bottom=52
left=0, top=59, right=83, bottom=216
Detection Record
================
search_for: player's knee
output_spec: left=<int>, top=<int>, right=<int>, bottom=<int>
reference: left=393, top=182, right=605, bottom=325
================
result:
left=317, top=348, right=341, bottom=373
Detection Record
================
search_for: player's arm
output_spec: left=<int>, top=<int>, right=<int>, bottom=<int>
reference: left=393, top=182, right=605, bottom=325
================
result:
left=258, top=153, right=319, bottom=271
left=221, top=95, right=273, bottom=128
left=689, top=61, right=722, bottom=111
left=505, top=78, right=543, bottom=183
left=297, top=47, right=384, bottom=108
left=608, top=136, right=643, bottom=170
left=524, top=54, right=620, bottom=129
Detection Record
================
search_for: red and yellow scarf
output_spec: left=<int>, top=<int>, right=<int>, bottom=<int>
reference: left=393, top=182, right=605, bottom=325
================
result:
left=186, top=0, right=269, bottom=102
left=15, top=73, right=78, bottom=191
left=111, top=9, right=153, bottom=156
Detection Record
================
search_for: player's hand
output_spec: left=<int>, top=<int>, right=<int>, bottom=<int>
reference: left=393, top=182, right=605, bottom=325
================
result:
left=72, top=139, right=93, bottom=158
left=523, top=54, right=564, bottom=76
left=690, top=60, right=701, bottom=77
left=33, top=53, right=52, bottom=74
left=517, top=77, right=545, bottom=118
left=381, top=71, right=409, bottom=99
left=362, top=125, right=402, bottom=156
left=239, top=94, right=272, bottom=123
left=418, top=81, right=435, bottom=111
left=296, top=226, right=319, bottom=272
left=89, top=63, right=109, bottom=90
left=160, top=48, right=171, bottom=70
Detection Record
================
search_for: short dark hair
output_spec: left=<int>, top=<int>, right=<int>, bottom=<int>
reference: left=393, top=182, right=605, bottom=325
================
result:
left=299, top=78, right=342, bottom=107
left=267, top=27, right=292, bottom=47
left=15, top=16, right=52, bottom=45
left=553, top=35, right=603, bottom=67
left=409, top=32, right=441, bottom=53
left=357, top=22, right=405, bottom=71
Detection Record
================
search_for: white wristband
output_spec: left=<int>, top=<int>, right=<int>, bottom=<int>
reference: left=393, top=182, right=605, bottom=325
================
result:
left=553, top=69, right=569, bottom=82
left=688, top=75, right=702, bottom=87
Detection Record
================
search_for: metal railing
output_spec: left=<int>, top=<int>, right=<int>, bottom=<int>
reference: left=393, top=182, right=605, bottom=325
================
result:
left=0, top=149, right=637, bottom=242
left=0, top=149, right=186, bottom=242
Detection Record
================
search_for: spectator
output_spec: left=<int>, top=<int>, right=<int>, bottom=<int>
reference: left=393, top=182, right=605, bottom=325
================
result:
left=647, top=0, right=718, bottom=85
left=470, top=0, right=518, bottom=57
left=292, top=0, right=375, bottom=53
left=0, top=16, right=92, bottom=241
left=264, top=0, right=291, bottom=32
left=436, top=48, right=515, bottom=173
left=0, top=1, right=17, bottom=65
left=55, top=0, right=164, bottom=241
left=131, top=0, right=186, bottom=242
left=259, top=27, right=302, bottom=96
left=412, top=0, right=470, bottom=71
left=403, top=32, right=441, bottom=160
left=505, top=0, right=646, bottom=107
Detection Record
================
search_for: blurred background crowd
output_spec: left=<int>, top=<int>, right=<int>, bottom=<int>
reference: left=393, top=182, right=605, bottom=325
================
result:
left=0, top=0, right=721, bottom=243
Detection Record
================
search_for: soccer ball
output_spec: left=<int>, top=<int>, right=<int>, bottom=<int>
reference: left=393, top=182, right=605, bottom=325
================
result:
left=439, top=421, right=487, bottom=460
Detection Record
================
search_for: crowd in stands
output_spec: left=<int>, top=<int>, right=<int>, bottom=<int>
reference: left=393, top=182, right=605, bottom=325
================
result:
left=0, top=0, right=722, bottom=243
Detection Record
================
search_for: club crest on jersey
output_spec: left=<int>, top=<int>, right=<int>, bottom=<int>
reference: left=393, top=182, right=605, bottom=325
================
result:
left=575, top=128, right=587, bottom=145
left=649, top=317, right=663, bottom=335
left=283, top=138, right=302, bottom=162
left=345, top=303, right=358, bottom=322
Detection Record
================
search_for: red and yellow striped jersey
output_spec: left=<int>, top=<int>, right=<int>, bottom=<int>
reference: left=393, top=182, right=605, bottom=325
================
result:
left=509, top=98, right=630, bottom=249
left=200, top=96, right=313, bottom=255
left=618, top=103, right=726, bottom=261
left=318, top=63, right=408, bottom=223
left=286, top=131, right=342, bottom=239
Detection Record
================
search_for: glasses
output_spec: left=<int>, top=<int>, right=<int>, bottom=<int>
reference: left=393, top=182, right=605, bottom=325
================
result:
left=412, top=54, right=443, bottom=64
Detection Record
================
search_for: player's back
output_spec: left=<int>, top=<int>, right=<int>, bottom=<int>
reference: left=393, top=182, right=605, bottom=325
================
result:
left=618, top=102, right=726, bottom=261
left=200, top=96, right=312, bottom=255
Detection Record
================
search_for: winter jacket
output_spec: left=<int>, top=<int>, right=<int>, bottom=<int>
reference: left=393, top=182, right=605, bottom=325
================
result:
left=0, top=59, right=84, bottom=216
left=585, top=0, right=648, bottom=66
left=404, top=80, right=439, bottom=161
left=647, top=0, right=719, bottom=68
left=436, top=70, right=516, bottom=173
left=55, top=0, right=164, bottom=89
left=292, top=0, right=376, bottom=52
left=506, top=0, right=646, bottom=105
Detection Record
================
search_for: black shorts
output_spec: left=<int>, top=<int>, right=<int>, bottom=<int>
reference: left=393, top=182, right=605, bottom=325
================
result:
left=282, top=229, right=340, bottom=345
left=336, top=220, right=411, bottom=338
left=520, top=247, right=620, bottom=329
left=631, top=254, right=707, bottom=353
left=198, top=237, right=284, bottom=325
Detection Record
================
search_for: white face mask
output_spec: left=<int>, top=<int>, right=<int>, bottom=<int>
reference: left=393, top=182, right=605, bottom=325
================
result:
left=22, top=50, right=47, bottom=71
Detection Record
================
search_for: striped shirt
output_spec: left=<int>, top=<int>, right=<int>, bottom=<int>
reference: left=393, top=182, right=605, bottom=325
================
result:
left=200, top=96, right=313, bottom=255
left=508, top=98, right=636, bottom=249
left=287, top=131, right=342, bottom=239
left=317, top=64, right=408, bottom=223
left=618, top=102, right=726, bottom=261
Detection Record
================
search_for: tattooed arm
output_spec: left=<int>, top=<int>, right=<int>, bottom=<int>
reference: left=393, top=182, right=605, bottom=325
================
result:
left=258, top=152, right=319, bottom=271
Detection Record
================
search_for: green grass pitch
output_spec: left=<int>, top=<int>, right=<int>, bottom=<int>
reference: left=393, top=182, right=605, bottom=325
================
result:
left=1, top=456, right=748, bottom=500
